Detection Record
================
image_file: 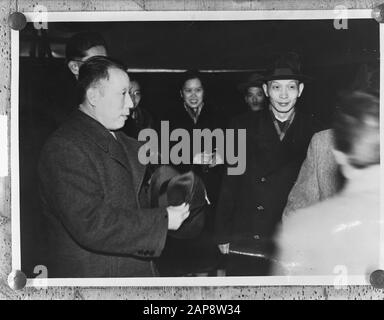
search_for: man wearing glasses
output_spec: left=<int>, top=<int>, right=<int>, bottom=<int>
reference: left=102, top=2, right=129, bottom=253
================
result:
left=122, top=77, right=154, bottom=139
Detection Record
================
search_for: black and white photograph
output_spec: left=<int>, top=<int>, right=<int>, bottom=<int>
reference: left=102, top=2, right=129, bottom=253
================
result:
left=9, top=8, right=383, bottom=288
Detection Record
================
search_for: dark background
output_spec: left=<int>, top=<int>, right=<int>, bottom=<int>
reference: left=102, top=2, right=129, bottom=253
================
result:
left=20, top=19, right=380, bottom=123
left=19, top=19, right=379, bottom=276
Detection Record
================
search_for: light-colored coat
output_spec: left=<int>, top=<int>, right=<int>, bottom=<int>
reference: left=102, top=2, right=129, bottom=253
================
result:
left=274, top=165, right=381, bottom=276
left=283, top=129, right=342, bottom=218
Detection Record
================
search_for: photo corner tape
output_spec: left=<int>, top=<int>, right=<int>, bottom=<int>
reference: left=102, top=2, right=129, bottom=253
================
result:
left=0, top=114, right=9, bottom=177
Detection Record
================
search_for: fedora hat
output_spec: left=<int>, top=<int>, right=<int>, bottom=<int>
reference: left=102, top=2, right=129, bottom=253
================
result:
left=264, top=53, right=312, bottom=83
left=237, top=73, right=265, bottom=93
left=149, top=166, right=207, bottom=239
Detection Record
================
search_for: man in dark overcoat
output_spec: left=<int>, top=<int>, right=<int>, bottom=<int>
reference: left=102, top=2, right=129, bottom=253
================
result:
left=215, top=54, right=322, bottom=276
left=38, top=56, right=190, bottom=278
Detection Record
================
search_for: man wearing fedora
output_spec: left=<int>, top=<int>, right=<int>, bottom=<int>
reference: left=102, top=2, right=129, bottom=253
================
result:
left=238, top=73, right=266, bottom=112
left=215, top=53, right=323, bottom=276
left=38, top=56, right=191, bottom=278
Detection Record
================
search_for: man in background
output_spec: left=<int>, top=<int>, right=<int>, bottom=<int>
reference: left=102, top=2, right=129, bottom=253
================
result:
left=46, top=31, right=108, bottom=128
left=238, top=73, right=266, bottom=112
left=215, top=53, right=322, bottom=276
left=122, top=77, right=154, bottom=139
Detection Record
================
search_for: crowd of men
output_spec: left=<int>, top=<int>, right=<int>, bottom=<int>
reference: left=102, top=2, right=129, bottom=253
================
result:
left=33, top=31, right=381, bottom=278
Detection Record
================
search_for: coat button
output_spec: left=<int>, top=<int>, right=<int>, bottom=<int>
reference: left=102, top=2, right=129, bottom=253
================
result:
left=256, top=205, right=264, bottom=211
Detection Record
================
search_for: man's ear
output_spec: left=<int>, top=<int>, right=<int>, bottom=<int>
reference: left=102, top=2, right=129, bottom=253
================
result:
left=332, top=149, right=349, bottom=166
left=86, top=86, right=100, bottom=107
left=67, top=61, right=80, bottom=77
left=333, top=149, right=358, bottom=180
left=262, top=83, right=269, bottom=97
left=298, top=83, right=304, bottom=97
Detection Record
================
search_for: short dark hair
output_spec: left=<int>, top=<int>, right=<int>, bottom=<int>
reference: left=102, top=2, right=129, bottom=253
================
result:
left=333, top=91, right=380, bottom=169
left=179, top=70, right=205, bottom=90
left=77, top=56, right=127, bottom=105
left=128, top=76, right=140, bottom=88
left=65, top=31, right=107, bottom=62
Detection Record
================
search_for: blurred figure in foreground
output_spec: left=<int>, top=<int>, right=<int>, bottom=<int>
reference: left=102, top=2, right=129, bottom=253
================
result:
left=283, top=63, right=379, bottom=217
left=274, top=91, right=381, bottom=276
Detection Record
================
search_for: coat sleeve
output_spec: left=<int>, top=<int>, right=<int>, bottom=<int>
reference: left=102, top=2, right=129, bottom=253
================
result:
left=38, top=137, right=169, bottom=258
left=282, top=133, right=321, bottom=218
left=214, top=117, right=242, bottom=244
left=214, top=171, right=239, bottom=244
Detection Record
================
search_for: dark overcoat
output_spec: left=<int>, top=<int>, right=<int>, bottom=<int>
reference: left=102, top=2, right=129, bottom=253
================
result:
left=165, top=104, right=226, bottom=205
left=215, top=108, right=322, bottom=244
left=38, top=110, right=168, bottom=278
left=155, top=104, right=224, bottom=275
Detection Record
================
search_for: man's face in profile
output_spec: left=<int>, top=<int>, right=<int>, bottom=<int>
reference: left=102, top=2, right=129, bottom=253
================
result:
left=92, top=67, right=133, bottom=130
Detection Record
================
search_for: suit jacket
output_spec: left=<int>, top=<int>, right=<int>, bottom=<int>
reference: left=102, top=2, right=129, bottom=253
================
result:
left=215, top=108, right=322, bottom=244
left=274, top=165, right=380, bottom=276
left=283, top=129, right=344, bottom=218
left=38, top=110, right=168, bottom=278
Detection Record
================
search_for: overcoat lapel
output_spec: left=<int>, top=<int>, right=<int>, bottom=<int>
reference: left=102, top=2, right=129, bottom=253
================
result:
left=257, top=109, right=281, bottom=150
left=70, top=110, right=146, bottom=199
left=248, top=109, right=282, bottom=174
left=248, top=109, right=305, bottom=176
left=108, top=136, right=131, bottom=173
left=116, top=132, right=147, bottom=199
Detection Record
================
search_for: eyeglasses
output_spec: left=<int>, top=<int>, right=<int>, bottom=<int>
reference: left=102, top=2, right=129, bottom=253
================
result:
left=71, top=59, right=86, bottom=64
left=130, top=91, right=142, bottom=97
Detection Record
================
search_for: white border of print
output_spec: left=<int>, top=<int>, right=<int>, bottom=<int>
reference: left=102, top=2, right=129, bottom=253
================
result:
left=11, top=9, right=382, bottom=287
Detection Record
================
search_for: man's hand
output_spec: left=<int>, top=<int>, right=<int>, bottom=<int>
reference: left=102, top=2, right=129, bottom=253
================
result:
left=167, top=203, right=190, bottom=230
left=209, top=151, right=224, bottom=168
left=193, top=151, right=224, bottom=168
left=193, top=151, right=213, bottom=165
left=218, top=243, right=230, bottom=254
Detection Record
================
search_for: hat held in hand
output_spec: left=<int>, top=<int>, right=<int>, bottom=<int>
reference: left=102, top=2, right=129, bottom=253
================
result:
left=149, top=166, right=207, bottom=239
